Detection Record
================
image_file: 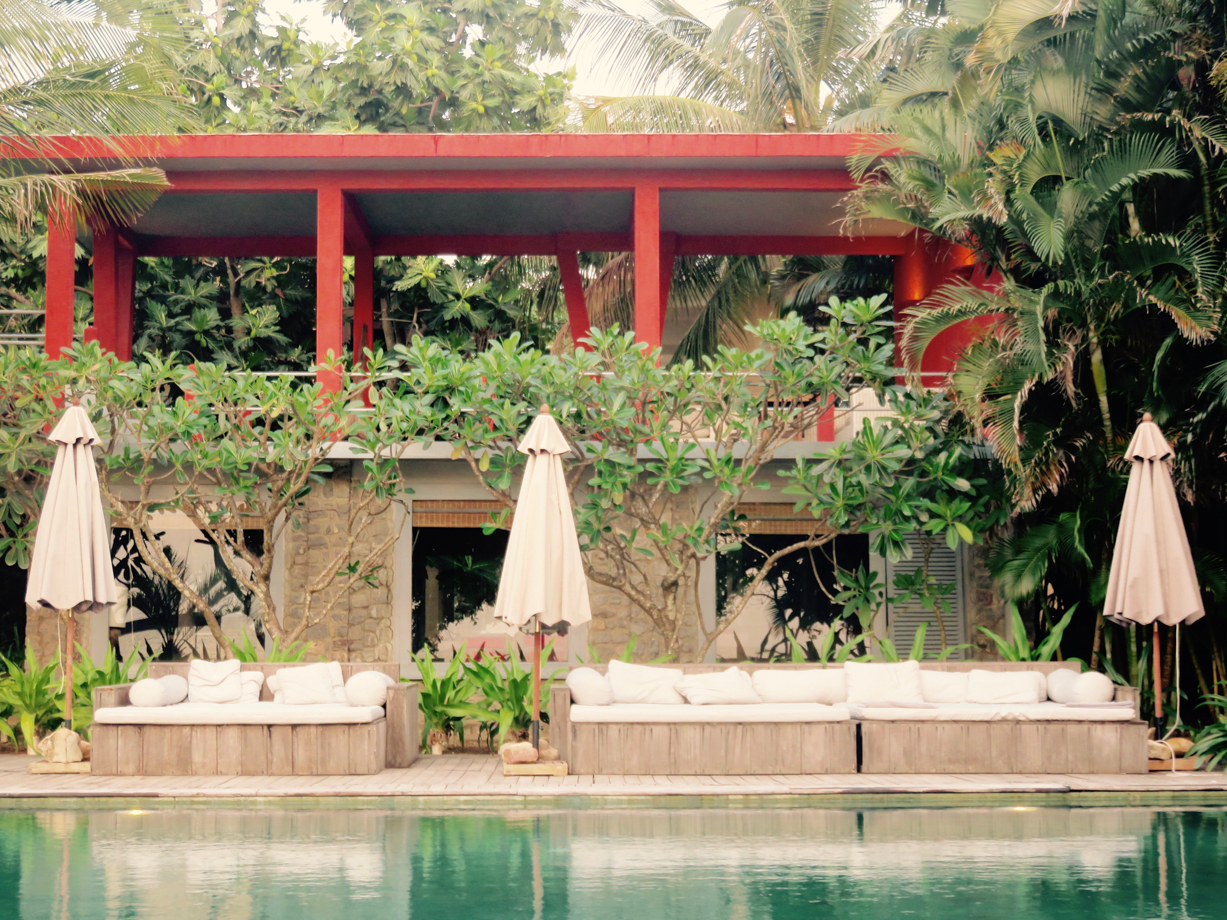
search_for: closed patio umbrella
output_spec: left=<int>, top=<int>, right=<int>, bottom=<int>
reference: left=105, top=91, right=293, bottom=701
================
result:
left=25, top=403, right=118, bottom=730
left=1104, top=413, right=1203, bottom=737
left=493, top=405, right=592, bottom=749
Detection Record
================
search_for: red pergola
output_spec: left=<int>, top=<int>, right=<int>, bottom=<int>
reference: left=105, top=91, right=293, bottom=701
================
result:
left=28, top=133, right=983, bottom=383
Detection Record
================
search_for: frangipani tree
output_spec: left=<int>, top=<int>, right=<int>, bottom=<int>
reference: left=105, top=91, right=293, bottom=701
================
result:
left=389, top=297, right=995, bottom=661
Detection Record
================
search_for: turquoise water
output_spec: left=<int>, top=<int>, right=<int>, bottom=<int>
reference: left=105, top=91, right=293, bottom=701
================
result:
left=1, top=804, right=1225, bottom=919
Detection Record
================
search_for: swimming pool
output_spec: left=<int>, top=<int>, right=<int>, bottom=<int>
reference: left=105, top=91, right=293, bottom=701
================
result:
left=1, top=803, right=1223, bottom=919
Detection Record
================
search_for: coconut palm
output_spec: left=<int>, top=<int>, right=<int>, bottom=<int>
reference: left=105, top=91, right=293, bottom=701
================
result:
left=0, top=0, right=197, bottom=232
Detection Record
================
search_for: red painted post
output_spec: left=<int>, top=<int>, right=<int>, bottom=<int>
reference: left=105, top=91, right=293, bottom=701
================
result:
left=352, top=242, right=374, bottom=367
left=115, top=244, right=136, bottom=361
left=557, top=249, right=590, bottom=349
left=45, top=201, right=76, bottom=358
left=316, top=186, right=345, bottom=390
left=633, top=185, right=662, bottom=351
left=90, top=223, right=118, bottom=352
left=658, top=232, right=676, bottom=340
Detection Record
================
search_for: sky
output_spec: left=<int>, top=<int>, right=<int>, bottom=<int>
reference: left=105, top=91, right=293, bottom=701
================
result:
left=259, top=0, right=731, bottom=97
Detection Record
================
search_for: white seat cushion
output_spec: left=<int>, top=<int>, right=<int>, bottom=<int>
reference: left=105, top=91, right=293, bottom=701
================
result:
left=187, top=659, right=242, bottom=704
left=677, top=667, right=761, bottom=705
left=607, top=660, right=685, bottom=705
left=844, top=661, right=924, bottom=704
left=750, top=668, right=846, bottom=705
left=569, top=703, right=852, bottom=723
left=850, top=702, right=1136, bottom=722
left=966, top=669, right=1044, bottom=704
left=94, top=702, right=385, bottom=725
left=919, top=670, right=968, bottom=703
left=566, top=668, right=614, bottom=706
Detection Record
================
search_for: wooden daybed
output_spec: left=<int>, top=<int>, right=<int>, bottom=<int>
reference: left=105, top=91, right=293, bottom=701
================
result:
left=90, top=662, right=419, bottom=776
left=551, top=661, right=1147, bottom=775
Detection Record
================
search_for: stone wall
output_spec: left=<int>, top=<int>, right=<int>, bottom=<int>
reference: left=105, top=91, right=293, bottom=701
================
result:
left=282, top=462, right=398, bottom=663
left=25, top=605, right=75, bottom=668
left=964, top=544, right=1007, bottom=661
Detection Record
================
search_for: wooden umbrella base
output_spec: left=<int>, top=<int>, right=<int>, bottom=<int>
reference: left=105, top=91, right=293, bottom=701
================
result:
left=29, top=760, right=91, bottom=775
left=503, top=761, right=569, bottom=777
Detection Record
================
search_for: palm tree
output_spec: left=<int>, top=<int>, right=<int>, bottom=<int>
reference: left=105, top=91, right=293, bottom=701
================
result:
left=0, top=0, right=197, bottom=232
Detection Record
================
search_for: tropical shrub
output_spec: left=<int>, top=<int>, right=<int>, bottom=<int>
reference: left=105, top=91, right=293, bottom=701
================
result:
left=0, top=647, right=61, bottom=753
left=225, top=634, right=309, bottom=664
left=978, top=606, right=1082, bottom=665
left=67, top=645, right=148, bottom=735
left=409, top=649, right=489, bottom=752
left=1188, top=691, right=1227, bottom=770
left=463, top=642, right=560, bottom=748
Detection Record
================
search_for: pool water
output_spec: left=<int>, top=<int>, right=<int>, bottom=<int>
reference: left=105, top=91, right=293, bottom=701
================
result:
left=1, top=804, right=1224, bottom=919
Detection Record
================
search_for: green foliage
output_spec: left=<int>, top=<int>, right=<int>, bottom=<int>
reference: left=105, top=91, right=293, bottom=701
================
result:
left=977, top=605, right=1081, bottom=664
left=1188, top=692, right=1227, bottom=770
left=463, top=642, right=558, bottom=748
left=409, top=649, right=488, bottom=751
left=225, top=634, right=309, bottom=664
left=0, top=646, right=60, bottom=752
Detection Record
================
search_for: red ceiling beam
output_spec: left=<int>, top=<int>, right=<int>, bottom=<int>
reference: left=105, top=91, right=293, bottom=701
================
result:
left=161, top=169, right=857, bottom=193
left=133, top=233, right=909, bottom=258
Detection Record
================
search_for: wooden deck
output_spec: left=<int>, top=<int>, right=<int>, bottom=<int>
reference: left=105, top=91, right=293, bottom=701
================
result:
left=2, top=753, right=1225, bottom=799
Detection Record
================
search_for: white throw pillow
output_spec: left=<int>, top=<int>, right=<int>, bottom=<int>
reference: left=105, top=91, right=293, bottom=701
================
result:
left=607, top=660, right=685, bottom=705
left=1046, top=668, right=1080, bottom=703
left=677, top=667, right=762, bottom=705
left=1071, top=670, right=1115, bottom=704
left=920, top=670, right=969, bottom=704
left=157, top=674, right=188, bottom=705
left=966, top=669, right=1044, bottom=704
left=345, top=670, right=396, bottom=707
left=844, top=661, right=924, bottom=705
left=187, top=659, right=242, bottom=704
left=129, top=678, right=167, bottom=708
left=236, top=671, right=265, bottom=704
left=751, top=669, right=846, bottom=705
left=566, top=668, right=614, bottom=706
left=277, top=662, right=347, bottom=706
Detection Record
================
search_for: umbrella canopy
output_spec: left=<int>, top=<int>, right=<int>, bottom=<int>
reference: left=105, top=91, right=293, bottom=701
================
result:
left=492, top=408, right=592, bottom=632
left=1103, top=414, right=1203, bottom=628
left=25, top=405, right=118, bottom=614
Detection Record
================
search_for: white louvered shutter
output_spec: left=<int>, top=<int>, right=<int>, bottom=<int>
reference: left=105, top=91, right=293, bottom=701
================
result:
left=883, top=534, right=967, bottom=661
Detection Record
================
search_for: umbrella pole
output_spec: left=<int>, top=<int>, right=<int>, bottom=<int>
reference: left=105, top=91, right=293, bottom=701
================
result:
left=531, top=618, right=542, bottom=751
left=1153, top=621, right=1165, bottom=739
left=63, top=611, right=74, bottom=731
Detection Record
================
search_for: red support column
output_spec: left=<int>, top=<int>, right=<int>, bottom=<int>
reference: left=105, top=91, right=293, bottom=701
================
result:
left=633, top=185, right=662, bottom=352
left=89, top=223, right=118, bottom=351
left=557, top=249, right=590, bottom=349
left=351, top=243, right=374, bottom=366
left=45, top=201, right=76, bottom=358
left=658, top=232, right=676, bottom=340
left=115, top=243, right=136, bottom=361
left=316, top=186, right=345, bottom=390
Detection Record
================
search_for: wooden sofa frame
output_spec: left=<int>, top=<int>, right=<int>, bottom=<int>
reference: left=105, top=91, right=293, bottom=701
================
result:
left=551, top=662, right=1147, bottom=775
left=90, top=662, right=419, bottom=776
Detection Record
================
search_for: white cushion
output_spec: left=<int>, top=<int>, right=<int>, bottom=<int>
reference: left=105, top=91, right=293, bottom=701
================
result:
left=966, top=669, right=1043, bottom=704
left=128, top=678, right=167, bottom=708
left=566, top=668, right=614, bottom=706
left=236, top=671, right=265, bottom=704
left=569, top=703, right=852, bottom=723
left=345, top=670, right=396, bottom=707
left=277, top=662, right=347, bottom=706
left=1046, top=668, right=1080, bottom=703
left=95, top=702, right=385, bottom=725
left=676, top=667, right=761, bottom=705
left=920, top=670, right=969, bottom=703
left=158, top=674, right=188, bottom=705
left=751, top=669, right=846, bottom=705
left=607, top=660, right=685, bottom=705
left=1071, top=670, right=1116, bottom=703
left=844, top=661, right=924, bottom=704
left=851, top=702, right=1136, bottom=722
left=187, top=659, right=242, bottom=704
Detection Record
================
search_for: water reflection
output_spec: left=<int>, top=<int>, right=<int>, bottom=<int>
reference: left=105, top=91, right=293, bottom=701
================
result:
left=0, top=805, right=1223, bottom=920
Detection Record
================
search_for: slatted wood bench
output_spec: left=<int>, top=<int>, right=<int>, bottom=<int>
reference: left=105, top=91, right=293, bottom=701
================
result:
left=90, top=662, right=419, bottom=776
